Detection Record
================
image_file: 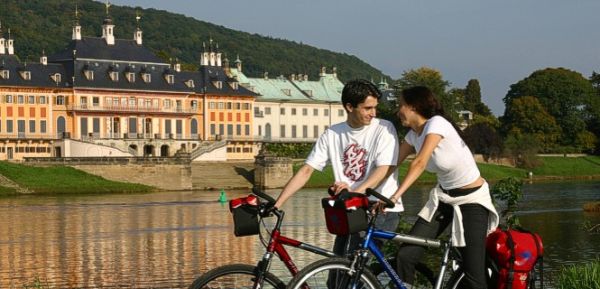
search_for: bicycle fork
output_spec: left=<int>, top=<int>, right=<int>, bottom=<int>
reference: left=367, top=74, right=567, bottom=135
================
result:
left=433, top=244, right=452, bottom=289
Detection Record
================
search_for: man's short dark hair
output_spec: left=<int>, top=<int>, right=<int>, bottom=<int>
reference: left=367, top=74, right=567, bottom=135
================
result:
left=341, top=79, right=382, bottom=110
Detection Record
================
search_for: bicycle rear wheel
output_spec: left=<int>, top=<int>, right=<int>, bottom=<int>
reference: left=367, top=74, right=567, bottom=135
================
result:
left=189, top=263, right=285, bottom=289
left=287, top=258, right=383, bottom=289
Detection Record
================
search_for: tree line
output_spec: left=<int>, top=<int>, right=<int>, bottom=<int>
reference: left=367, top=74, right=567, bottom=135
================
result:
left=379, top=66, right=600, bottom=169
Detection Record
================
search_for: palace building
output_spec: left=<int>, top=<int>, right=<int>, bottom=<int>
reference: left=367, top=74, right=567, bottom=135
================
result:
left=0, top=9, right=257, bottom=161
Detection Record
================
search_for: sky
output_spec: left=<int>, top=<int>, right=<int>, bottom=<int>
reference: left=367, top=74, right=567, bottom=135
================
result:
left=108, top=0, right=600, bottom=116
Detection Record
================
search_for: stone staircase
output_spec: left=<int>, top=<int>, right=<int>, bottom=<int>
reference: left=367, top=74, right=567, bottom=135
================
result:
left=191, top=161, right=255, bottom=190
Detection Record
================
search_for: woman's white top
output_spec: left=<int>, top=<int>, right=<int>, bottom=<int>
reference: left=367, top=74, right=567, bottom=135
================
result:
left=404, top=115, right=479, bottom=190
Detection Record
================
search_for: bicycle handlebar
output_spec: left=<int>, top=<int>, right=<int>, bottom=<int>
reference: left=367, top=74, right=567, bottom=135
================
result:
left=366, top=188, right=395, bottom=208
left=252, top=187, right=277, bottom=204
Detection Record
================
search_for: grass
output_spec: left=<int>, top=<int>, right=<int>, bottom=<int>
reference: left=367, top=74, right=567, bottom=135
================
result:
left=0, top=161, right=155, bottom=195
left=554, top=260, right=600, bottom=289
left=300, top=156, right=600, bottom=188
left=0, top=185, right=18, bottom=196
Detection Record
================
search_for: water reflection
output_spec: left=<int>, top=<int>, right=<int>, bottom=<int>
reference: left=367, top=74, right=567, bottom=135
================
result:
left=0, top=181, right=597, bottom=288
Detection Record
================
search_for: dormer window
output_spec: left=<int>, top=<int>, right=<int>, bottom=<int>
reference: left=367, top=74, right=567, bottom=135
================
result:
left=165, top=74, right=174, bottom=84
left=20, top=71, right=31, bottom=80
left=83, top=69, right=94, bottom=81
left=0, top=70, right=10, bottom=79
left=185, top=79, right=195, bottom=88
left=142, top=73, right=151, bottom=83
left=51, top=73, right=62, bottom=84
left=281, top=88, right=291, bottom=96
left=212, top=81, right=223, bottom=89
left=229, top=82, right=239, bottom=90
left=126, top=72, right=135, bottom=83
left=303, top=90, right=313, bottom=97
left=109, top=71, right=119, bottom=82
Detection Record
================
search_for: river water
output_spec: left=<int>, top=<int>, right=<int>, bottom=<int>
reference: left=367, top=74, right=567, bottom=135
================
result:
left=0, top=181, right=598, bottom=288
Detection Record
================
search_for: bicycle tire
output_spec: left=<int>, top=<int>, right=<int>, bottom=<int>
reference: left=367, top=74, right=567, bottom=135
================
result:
left=188, top=263, right=286, bottom=289
left=287, top=257, right=383, bottom=289
left=444, top=269, right=464, bottom=289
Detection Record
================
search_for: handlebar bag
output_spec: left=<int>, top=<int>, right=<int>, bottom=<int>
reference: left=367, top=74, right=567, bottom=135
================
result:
left=322, top=193, right=369, bottom=235
left=229, top=194, right=260, bottom=237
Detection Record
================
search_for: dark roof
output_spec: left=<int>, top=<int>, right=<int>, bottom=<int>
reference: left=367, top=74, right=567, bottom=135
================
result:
left=49, top=37, right=165, bottom=64
left=0, top=55, right=69, bottom=88
left=199, top=65, right=257, bottom=96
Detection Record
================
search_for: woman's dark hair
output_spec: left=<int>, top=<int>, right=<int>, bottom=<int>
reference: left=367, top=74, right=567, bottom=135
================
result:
left=401, top=86, right=463, bottom=135
left=341, top=79, right=381, bottom=110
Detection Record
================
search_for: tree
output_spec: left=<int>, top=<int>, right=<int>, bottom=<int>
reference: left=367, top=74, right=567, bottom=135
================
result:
left=504, top=68, right=595, bottom=148
left=501, top=96, right=561, bottom=152
left=463, top=122, right=502, bottom=161
left=395, top=67, right=455, bottom=121
left=464, top=79, right=492, bottom=117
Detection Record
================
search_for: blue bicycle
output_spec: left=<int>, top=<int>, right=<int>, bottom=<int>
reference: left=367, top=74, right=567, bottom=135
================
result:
left=286, top=189, right=481, bottom=289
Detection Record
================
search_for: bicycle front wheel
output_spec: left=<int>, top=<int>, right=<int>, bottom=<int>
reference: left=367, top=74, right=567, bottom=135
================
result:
left=287, top=258, right=383, bottom=289
left=189, top=263, right=285, bottom=289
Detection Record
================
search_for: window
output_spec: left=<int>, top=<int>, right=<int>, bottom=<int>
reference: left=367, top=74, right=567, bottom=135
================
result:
left=113, top=98, right=120, bottom=107
left=226, top=102, right=232, bottom=110
left=176, top=100, right=182, bottom=112
left=235, top=103, right=241, bottom=110
left=92, top=97, right=100, bottom=107
left=324, top=109, right=329, bottom=116
left=236, top=124, right=241, bottom=135
left=210, top=124, right=216, bottom=135
left=265, top=107, right=271, bottom=115
left=302, top=108, right=308, bottom=116
left=145, top=99, right=152, bottom=108
left=51, top=73, right=62, bottom=84
left=227, top=124, right=233, bottom=136
left=126, top=72, right=135, bottom=82
left=165, top=120, right=172, bottom=134
left=243, top=103, right=251, bottom=110
left=303, top=125, right=308, bottom=138
left=40, top=120, right=46, bottom=133
left=129, top=118, right=137, bottom=134
left=209, top=102, right=216, bottom=109
left=80, top=117, right=88, bottom=136
left=80, top=96, right=87, bottom=108
left=185, top=79, right=195, bottom=88
left=129, top=97, right=136, bottom=108
left=230, top=82, right=239, bottom=90
left=84, top=69, right=94, bottom=80
left=28, top=95, right=35, bottom=104
left=245, top=125, right=250, bottom=136
left=0, top=69, right=9, bottom=79
left=56, top=95, right=65, bottom=105
left=338, top=109, right=345, bottom=117
left=280, top=125, right=286, bottom=138
left=109, top=71, right=119, bottom=82
left=281, top=89, right=291, bottom=96
left=6, top=120, right=13, bottom=133
left=219, top=124, right=224, bottom=135
left=217, top=102, right=224, bottom=109
left=291, top=125, right=297, bottom=138
left=142, top=73, right=151, bottom=83
left=5, top=95, right=13, bottom=103
left=29, top=120, right=36, bottom=133
left=20, top=71, right=31, bottom=80
left=191, top=100, right=198, bottom=110
left=314, top=125, right=319, bottom=138
left=313, top=108, right=318, bottom=116
left=39, top=96, right=46, bottom=104
left=280, top=107, right=285, bottom=115
left=17, top=95, right=24, bottom=104
left=163, top=99, right=171, bottom=109
left=212, top=81, right=222, bottom=89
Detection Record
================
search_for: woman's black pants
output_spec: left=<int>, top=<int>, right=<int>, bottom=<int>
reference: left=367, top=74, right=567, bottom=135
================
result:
left=396, top=202, right=490, bottom=289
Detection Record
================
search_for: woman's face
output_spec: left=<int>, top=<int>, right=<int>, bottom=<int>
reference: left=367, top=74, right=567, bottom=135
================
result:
left=396, top=96, right=415, bottom=127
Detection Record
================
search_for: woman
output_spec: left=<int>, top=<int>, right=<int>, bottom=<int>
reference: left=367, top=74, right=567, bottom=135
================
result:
left=388, top=86, right=498, bottom=289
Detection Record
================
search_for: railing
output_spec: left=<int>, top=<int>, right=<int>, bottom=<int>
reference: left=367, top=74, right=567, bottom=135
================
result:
left=190, top=140, right=227, bottom=160
left=0, top=133, right=57, bottom=140
left=67, top=105, right=198, bottom=114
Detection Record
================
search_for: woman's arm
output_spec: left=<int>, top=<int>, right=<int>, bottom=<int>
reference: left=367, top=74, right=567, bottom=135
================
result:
left=390, top=134, right=442, bottom=202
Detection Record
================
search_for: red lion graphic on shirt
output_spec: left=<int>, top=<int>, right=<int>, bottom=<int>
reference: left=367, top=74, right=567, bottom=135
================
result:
left=343, top=143, right=367, bottom=181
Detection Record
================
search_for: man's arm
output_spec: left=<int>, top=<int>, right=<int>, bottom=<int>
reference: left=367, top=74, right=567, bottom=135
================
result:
left=353, top=164, right=394, bottom=193
left=274, top=164, right=315, bottom=208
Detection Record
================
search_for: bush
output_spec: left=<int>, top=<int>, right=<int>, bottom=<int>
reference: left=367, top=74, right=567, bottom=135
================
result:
left=555, top=260, right=600, bottom=289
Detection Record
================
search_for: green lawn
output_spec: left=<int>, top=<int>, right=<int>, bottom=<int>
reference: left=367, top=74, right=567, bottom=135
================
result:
left=0, top=161, right=155, bottom=194
left=300, top=156, right=600, bottom=188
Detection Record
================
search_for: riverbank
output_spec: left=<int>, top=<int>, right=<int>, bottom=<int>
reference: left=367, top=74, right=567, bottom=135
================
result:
left=302, top=155, right=600, bottom=187
left=0, top=161, right=155, bottom=195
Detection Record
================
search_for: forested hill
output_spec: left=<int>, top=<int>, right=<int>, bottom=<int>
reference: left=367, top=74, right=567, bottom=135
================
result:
left=0, top=0, right=390, bottom=82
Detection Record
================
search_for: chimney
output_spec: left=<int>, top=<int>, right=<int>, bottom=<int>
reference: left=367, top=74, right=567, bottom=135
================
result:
left=133, top=13, right=142, bottom=45
left=40, top=50, right=47, bottom=65
left=7, top=29, right=14, bottom=55
left=264, top=72, right=269, bottom=80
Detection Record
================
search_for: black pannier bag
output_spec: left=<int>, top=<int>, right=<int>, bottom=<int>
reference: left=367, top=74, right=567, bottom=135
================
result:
left=229, top=194, right=260, bottom=237
left=322, top=192, right=370, bottom=235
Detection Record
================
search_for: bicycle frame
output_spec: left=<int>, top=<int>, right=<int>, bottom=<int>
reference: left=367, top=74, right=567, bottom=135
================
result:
left=353, top=215, right=454, bottom=289
left=254, top=208, right=337, bottom=289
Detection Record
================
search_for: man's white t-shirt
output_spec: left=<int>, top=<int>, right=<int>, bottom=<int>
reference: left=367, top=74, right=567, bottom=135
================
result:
left=306, top=118, right=403, bottom=212
left=404, top=115, right=480, bottom=190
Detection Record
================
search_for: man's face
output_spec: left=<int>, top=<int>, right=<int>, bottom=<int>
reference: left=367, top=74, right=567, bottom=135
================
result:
left=346, top=95, right=378, bottom=128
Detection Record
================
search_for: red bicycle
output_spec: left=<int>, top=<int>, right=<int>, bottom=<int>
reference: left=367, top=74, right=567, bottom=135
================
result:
left=188, top=188, right=337, bottom=289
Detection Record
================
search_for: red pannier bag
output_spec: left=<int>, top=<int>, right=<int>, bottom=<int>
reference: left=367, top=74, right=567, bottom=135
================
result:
left=321, top=193, right=370, bottom=235
left=229, top=194, right=260, bottom=237
left=486, top=227, right=544, bottom=289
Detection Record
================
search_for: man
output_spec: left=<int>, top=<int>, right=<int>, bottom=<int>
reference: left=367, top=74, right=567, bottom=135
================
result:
left=273, top=79, right=402, bottom=256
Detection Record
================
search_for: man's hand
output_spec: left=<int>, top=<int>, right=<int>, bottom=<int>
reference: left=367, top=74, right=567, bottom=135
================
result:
left=330, top=181, right=350, bottom=194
